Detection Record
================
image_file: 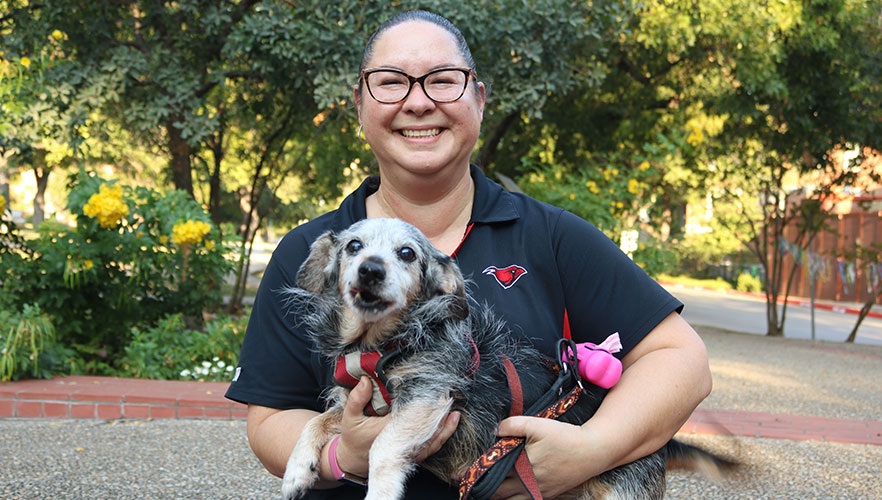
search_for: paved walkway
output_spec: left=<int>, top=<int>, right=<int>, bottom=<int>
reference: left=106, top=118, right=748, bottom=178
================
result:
left=2, top=373, right=880, bottom=447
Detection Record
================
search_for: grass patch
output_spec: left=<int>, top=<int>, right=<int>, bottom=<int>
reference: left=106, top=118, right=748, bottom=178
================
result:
left=656, top=274, right=734, bottom=291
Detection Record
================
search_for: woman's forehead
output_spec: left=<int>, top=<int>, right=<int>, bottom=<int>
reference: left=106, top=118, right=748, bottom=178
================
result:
left=365, top=21, right=466, bottom=70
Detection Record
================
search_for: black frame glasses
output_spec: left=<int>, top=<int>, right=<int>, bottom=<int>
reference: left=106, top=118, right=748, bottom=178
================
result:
left=360, top=67, right=476, bottom=104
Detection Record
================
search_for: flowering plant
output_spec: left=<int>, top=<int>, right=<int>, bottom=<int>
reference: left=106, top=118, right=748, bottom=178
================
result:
left=0, top=169, right=238, bottom=375
left=172, top=220, right=212, bottom=245
left=82, top=183, right=129, bottom=228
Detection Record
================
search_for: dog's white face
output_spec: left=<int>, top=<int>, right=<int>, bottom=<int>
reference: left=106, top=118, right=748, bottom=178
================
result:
left=296, top=218, right=467, bottom=347
left=336, top=219, right=426, bottom=322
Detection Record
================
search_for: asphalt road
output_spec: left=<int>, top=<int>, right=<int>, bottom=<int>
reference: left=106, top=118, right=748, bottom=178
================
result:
left=667, top=284, right=882, bottom=346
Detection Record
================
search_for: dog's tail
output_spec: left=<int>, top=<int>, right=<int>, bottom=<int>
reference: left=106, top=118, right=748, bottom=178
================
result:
left=662, top=439, right=739, bottom=479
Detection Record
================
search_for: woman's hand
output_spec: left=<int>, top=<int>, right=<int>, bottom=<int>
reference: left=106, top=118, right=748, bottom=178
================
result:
left=489, top=416, right=605, bottom=500
left=335, top=377, right=462, bottom=477
left=335, top=376, right=390, bottom=477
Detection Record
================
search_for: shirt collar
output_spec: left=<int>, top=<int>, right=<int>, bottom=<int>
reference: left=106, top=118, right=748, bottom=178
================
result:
left=332, top=164, right=520, bottom=230
left=468, top=164, right=521, bottom=224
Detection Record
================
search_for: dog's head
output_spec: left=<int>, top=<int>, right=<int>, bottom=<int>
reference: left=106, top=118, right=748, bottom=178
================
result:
left=296, top=218, right=469, bottom=345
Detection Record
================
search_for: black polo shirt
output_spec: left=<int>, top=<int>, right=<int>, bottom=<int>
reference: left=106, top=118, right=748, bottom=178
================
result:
left=226, top=165, right=683, bottom=499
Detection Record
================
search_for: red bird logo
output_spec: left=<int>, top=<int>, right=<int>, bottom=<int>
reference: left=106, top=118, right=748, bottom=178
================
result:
left=482, top=265, right=528, bottom=289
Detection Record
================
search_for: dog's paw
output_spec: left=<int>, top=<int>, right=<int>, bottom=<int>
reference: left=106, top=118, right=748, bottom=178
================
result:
left=280, top=455, right=319, bottom=499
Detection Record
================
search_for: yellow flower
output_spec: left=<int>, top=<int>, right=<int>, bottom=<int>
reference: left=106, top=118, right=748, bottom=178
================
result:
left=159, top=235, right=169, bottom=245
left=205, top=240, right=215, bottom=250
left=20, top=57, right=31, bottom=68
left=172, top=220, right=212, bottom=245
left=0, top=193, right=6, bottom=214
left=686, top=125, right=705, bottom=147
left=83, top=184, right=129, bottom=228
left=638, top=161, right=650, bottom=172
left=568, top=193, right=576, bottom=200
left=628, top=178, right=641, bottom=194
left=51, top=30, right=64, bottom=40
left=84, top=260, right=94, bottom=270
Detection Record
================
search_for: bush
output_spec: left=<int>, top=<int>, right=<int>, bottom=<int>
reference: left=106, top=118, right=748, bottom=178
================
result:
left=736, top=272, right=764, bottom=293
left=632, top=240, right=680, bottom=278
left=117, top=311, right=247, bottom=381
left=0, top=169, right=239, bottom=375
left=0, top=304, right=74, bottom=381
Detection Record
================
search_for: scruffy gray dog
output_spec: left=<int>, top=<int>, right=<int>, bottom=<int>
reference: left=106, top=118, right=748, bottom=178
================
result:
left=281, top=218, right=731, bottom=500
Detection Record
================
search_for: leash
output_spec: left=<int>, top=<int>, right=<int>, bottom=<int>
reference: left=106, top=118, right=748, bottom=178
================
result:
left=458, top=338, right=583, bottom=500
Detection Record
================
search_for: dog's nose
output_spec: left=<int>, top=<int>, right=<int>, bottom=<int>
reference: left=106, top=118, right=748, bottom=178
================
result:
left=358, top=260, right=385, bottom=285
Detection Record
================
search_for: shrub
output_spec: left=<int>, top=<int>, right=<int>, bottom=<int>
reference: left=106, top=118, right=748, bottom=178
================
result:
left=736, top=272, right=764, bottom=293
left=0, top=169, right=239, bottom=374
left=632, top=240, right=680, bottom=278
left=0, top=304, right=73, bottom=381
left=118, top=311, right=247, bottom=381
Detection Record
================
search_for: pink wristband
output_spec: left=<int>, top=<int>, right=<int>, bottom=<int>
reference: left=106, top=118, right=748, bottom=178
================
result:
left=328, top=434, right=367, bottom=486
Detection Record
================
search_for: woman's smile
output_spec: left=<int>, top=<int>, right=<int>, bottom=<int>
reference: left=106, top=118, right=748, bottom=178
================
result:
left=399, top=128, right=441, bottom=139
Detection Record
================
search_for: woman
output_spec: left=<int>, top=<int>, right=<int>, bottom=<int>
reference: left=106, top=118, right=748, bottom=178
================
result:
left=226, top=10, right=711, bottom=500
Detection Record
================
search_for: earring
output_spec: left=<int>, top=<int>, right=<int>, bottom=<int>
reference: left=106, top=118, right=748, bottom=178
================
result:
left=356, top=124, right=366, bottom=143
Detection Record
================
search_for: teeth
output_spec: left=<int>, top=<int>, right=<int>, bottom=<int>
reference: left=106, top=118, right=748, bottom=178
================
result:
left=401, top=128, right=440, bottom=138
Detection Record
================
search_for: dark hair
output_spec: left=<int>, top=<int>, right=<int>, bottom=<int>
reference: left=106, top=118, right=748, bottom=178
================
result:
left=357, top=10, right=476, bottom=94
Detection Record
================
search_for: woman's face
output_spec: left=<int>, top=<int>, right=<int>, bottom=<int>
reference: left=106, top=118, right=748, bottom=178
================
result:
left=356, top=21, right=485, bottom=179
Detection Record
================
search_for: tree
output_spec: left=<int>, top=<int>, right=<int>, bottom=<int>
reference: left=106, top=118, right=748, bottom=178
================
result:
left=843, top=240, right=882, bottom=342
left=0, top=11, right=94, bottom=224
left=709, top=0, right=882, bottom=336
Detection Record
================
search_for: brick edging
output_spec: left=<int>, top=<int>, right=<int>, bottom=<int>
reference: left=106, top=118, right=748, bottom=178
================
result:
left=4, top=377, right=882, bottom=447
left=680, top=408, right=882, bottom=446
left=0, top=376, right=246, bottom=420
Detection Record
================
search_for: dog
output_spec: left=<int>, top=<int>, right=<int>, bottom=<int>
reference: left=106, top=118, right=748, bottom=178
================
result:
left=280, top=218, right=733, bottom=500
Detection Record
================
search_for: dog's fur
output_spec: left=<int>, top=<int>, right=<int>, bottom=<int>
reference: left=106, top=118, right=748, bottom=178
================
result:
left=281, top=218, right=732, bottom=500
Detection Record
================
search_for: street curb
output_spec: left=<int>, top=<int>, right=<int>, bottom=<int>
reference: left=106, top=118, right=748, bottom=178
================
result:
left=659, top=282, right=882, bottom=320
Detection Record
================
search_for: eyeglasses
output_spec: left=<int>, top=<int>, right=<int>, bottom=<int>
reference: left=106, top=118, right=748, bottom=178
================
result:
left=361, top=67, right=476, bottom=104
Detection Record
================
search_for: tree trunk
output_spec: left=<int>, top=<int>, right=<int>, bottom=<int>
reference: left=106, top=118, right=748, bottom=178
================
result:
left=474, top=111, right=519, bottom=173
left=32, top=167, right=49, bottom=226
left=845, top=293, right=881, bottom=343
left=167, top=117, right=194, bottom=197
left=0, top=151, right=11, bottom=209
left=31, top=151, right=50, bottom=226
left=208, top=138, right=223, bottom=224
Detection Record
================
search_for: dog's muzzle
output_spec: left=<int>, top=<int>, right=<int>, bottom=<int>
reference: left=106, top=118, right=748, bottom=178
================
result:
left=351, top=260, right=390, bottom=311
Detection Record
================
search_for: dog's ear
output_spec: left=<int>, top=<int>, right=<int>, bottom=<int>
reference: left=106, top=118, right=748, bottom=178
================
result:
left=296, top=231, right=338, bottom=294
left=425, top=253, right=469, bottom=321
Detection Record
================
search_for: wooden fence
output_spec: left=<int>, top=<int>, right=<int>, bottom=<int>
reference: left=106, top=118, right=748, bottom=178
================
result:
left=781, top=212, right=882, bottom=305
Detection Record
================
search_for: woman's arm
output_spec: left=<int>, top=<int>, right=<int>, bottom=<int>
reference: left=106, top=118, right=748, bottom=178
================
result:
left=493, top=312, right=712, bottom=499
left=246, top=377, right=460, bottom=486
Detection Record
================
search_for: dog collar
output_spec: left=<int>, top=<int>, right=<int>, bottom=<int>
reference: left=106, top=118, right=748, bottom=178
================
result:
left=333, top=336, right=480, bottom=417
left=333, top=349, right=399, bottom=416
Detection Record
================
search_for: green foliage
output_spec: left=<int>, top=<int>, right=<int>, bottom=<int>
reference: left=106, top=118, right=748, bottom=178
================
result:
left=0, top=169, right=238, bottom=371
left=118, top=312, right=247, bottom=381
left=736, top=272, right=764, bottom=294
left=519, top=150, right=658, bottom=235
left=632, top=239, right=680, bottom=279
left=0, top=303, right=72, bottom=381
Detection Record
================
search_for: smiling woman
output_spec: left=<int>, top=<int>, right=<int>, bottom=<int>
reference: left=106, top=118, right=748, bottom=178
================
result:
left=356, top=18, right=486, bottom=255
left=226, top=9, right=712, bottom=500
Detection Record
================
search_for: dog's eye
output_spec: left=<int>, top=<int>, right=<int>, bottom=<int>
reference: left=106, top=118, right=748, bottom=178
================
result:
left=346, top=239, right=363, bottom=254
left=397, top=246, right=416, bottom=263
